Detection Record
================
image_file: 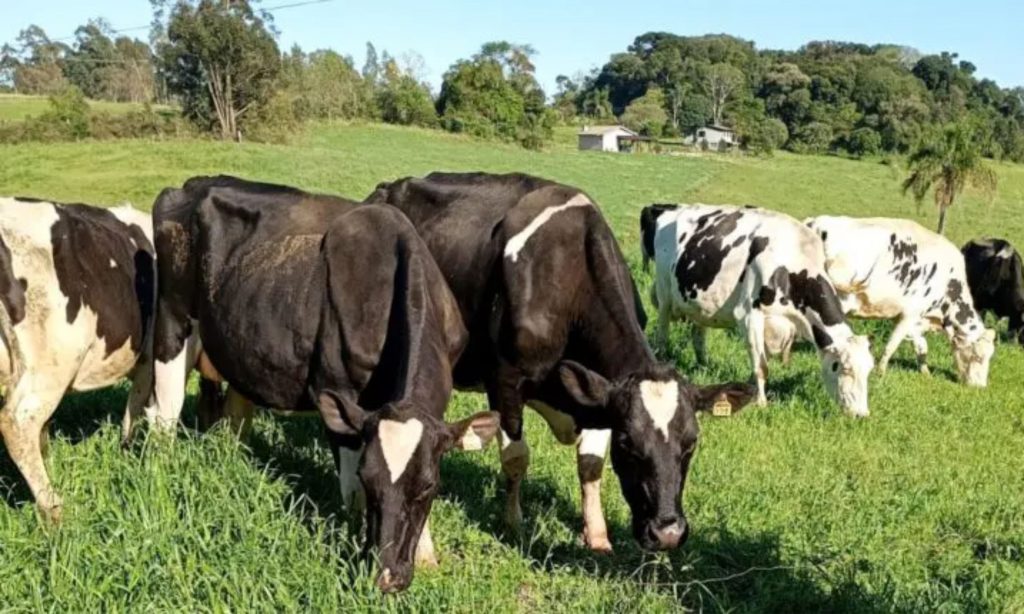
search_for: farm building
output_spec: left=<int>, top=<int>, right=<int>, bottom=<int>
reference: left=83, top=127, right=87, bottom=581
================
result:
left=685, top=124, right=736, bottom=150
left=577, top=125, right=638, bottom=152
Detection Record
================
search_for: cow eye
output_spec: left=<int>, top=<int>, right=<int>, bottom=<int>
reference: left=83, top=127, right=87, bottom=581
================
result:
left=831, top=361, right=840, bottom=373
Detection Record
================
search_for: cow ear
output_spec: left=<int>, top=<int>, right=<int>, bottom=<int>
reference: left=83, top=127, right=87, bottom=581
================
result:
left=317, top=389, right=369, bottom=437
left=447, top=411, right=500, bottom=452
left=558, top=361, right=611, bottom=408
left=691, top=382, right=757, bottom=414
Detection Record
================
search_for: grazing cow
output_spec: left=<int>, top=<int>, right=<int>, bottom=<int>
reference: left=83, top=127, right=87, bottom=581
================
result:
left=137, top=176, right=497, bottom=593
left=644, top=204, right=797, bottom=365
left=0, top=197, right=156, bottom=521
left=365, top=173, right=754, bottom=554
left=961, top=238, right=1024, bottom=344
left=806, top=216, right=995, bottom=386
left=650, top=204, right=874, bottom=415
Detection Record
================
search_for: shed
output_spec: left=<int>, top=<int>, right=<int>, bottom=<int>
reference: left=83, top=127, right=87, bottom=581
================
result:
left=684, top=124, right=736, bottom=150
left=578, top=125, right=638, bottom=152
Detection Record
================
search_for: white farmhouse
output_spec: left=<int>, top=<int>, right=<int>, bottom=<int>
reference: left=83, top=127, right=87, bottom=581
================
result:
left=684, top=124, right=736, bottom=150
left=577, top=125, right=638, bottom=152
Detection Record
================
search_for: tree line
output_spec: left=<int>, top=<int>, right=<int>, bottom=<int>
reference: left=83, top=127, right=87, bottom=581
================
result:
left=1, top=2, right=1022, bottom=161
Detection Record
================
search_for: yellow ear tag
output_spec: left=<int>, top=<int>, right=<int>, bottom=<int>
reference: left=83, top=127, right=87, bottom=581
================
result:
left=712, top=398, right=733, bottom=417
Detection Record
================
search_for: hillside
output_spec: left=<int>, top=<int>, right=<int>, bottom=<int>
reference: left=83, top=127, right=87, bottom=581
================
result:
left=0, top=123, right=1023, bottom=611
left=0, top=93, right=173, bottom=123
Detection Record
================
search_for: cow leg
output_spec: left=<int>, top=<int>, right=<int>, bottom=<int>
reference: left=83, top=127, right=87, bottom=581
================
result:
left=222, top=387, right=255, bottom=441
left=910, top=332, right=930, bottom=375
left=692, top=324, right=709, bottom=365
left=879, top=317, right=915, bottom=374
left=121, top=358, right=155, bottom=446
left=195, top=378, right=226, bottom=432
left=415, top=517, right=438, bottom=568
left=577, top=428, right=613, bottom=553
left=148, top=332, right=201, bottom=434
left=0, top=381, right=66, bottom=522
left=742, top=311, right=769, bottom=406
left=489, top=365, right=528, bottom=533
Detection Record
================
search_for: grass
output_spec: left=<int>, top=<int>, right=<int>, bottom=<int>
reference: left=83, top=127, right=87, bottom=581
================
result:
left=2, top=123, right=1024, bottom=612
left=0, top=93, right=173, bottom=123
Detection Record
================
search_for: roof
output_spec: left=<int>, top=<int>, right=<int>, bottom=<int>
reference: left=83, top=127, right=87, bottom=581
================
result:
left=703, top=124, right=735, bottom=133
left=578, top=125, right=638, bottom=136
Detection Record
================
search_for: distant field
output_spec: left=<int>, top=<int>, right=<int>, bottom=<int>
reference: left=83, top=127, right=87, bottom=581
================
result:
left=0, top=93, right=173, bottom=122
left=0, top=124, right=1023, bottom=611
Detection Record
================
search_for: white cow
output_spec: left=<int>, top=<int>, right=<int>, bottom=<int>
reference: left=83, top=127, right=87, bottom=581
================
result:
left=805, top=216, right=995, bottom=386
left=0, top=197, right=156, bottom=521
left=651, top=204, right=874, bottom=416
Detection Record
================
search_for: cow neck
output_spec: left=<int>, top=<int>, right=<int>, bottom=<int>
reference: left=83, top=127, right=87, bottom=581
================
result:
left=573, top=296, right=657, bottom=382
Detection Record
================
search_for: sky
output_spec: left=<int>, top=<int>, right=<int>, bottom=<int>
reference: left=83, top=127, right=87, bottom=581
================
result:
left=2, top=0, right=1022, bottom=94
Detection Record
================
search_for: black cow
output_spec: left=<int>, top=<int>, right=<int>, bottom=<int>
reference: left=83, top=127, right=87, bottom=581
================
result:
left=640, top=204, right=679, bottom=272
left=962, top=238, right=1024, bottom=344
left=0, top=197, right=155, bottom=522
left=364, top=172, right=754, bottom=553
left=135, top=176, right=498, bottom=592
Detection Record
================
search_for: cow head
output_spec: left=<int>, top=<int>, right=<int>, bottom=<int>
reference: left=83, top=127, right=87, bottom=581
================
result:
left=951, top=328, right=996, bottom=387
left=320, top=392, right=499, bottom=593
left=556, top=361, right=755, bottom=551
left=820, top=335, right=874, bottom=417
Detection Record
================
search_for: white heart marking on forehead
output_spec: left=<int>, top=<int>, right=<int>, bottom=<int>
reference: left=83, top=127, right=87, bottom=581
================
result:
left=378, top=418, right=424, bottom=484
left=640, top=380, right=679, bottom=440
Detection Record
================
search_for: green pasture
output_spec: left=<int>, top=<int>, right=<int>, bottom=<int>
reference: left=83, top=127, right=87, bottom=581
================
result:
left=0, top=123, right=1022, bottom=612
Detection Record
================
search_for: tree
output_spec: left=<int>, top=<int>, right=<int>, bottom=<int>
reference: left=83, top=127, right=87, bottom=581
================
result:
left=621, top=87, right=668, bottom=137
left=362, top=42, right=380, bottom=83
left=902, top=121, right=998, bottom=234
left=376, top=56, right=437, bottom=127
left=437, top=41, right=552, bottom=148
left=155, top=0, right=280, bottom=139
left=8, top=25, right=68, bottom=94
left=704, top=62, right=743, bottom=125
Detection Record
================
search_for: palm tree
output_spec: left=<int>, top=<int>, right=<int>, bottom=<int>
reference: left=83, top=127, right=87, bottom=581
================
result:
left=902, top=121, right=998, bottom=235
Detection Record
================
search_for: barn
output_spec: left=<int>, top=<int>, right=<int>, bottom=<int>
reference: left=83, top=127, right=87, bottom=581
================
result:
left=577, top=125, right=638, bottom=152
left=684, top=124, right=736, bottom=150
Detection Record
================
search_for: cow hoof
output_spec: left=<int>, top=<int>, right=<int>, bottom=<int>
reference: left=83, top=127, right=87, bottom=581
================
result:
left=39, top=504, right=63, bottom=525
left=919, top=365, right=931, bottom=376
left=582, top=533, right=614, bottom=554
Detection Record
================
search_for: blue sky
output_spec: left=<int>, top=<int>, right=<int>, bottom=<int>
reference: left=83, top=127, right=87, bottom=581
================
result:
left=3, top=0, right=1022, bottom=93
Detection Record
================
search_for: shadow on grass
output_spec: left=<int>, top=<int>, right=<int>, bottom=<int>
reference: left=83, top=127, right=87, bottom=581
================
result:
left=886, top=356, right=958, bottom=383
left=439, top=452, right=887, bottom=612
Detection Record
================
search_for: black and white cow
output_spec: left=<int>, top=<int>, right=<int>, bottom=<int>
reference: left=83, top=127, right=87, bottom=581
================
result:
left=807, top=216, right=995, bottom=386
left=651, top=204, right=874, bottom=416
left=962, top=238, right=1024, bottom=345
left=643, top=203, right=799, bottom=365
left=365, top=173, right=754, bottom=554
left=0, top=197, right=156, bottom=521
left=136, top=176, right=498, bottom=593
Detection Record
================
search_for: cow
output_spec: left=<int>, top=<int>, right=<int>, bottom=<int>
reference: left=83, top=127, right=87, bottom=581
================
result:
left=806, top=216, right=995, bottom=386
left=650, top=204, right=874, bottom=416
left=133, top=176, right=498, bottom=593
left=961, top=238, right=1024, bottom=345
left=364, top=172, right=754, bottom=555
left=0, top=197, right=156, bottom=522
left=644, top=204, right=797, bottom=365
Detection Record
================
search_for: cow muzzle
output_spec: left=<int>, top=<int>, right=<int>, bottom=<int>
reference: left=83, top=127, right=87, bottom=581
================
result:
left=644, top=517, right=689, bottom=551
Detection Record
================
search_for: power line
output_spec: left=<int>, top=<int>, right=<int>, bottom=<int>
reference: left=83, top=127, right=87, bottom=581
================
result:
left=47, top=0, right=336, bottom=44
